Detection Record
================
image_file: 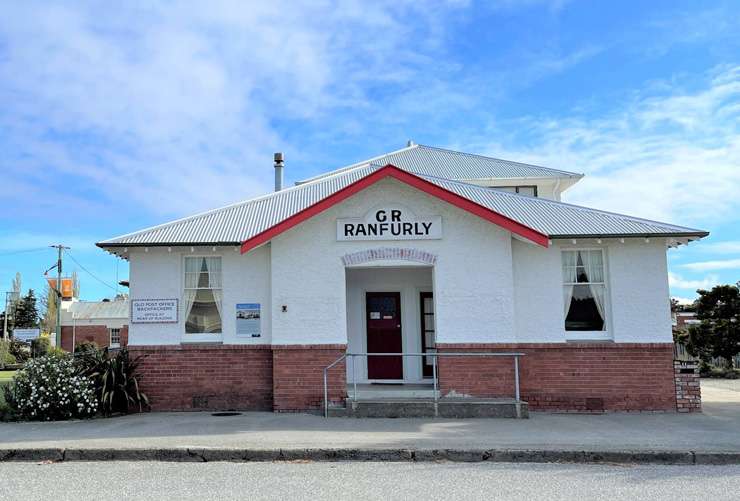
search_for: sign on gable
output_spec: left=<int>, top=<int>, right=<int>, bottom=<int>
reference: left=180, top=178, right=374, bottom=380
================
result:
left=337, top=205, right=442, bottom=241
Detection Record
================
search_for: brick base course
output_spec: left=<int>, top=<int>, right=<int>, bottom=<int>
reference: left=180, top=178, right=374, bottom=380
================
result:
left=437, top=343, right=679, bottom=412
left=128, top=345, right=274, bottom=411
left=127, top=342, right=691, bottom=413
left=272, top=345, right=347, bottom=412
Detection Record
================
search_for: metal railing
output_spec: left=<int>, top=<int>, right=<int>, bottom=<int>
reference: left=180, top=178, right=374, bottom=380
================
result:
left=323, top=351, right=524, bottom=417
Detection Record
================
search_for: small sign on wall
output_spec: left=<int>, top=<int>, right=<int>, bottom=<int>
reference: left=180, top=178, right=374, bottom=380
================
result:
left=131, top=299, right=178, bottom=324
left=236, top=303, right=261, bottom=337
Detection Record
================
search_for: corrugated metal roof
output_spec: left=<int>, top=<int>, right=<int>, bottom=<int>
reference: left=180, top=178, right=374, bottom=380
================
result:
left=98, top=163, right=707, bottom=250
left=297, top=144, right=583, bottom=184
left=411, top=170, right=707, bottom=239
left=66, top=300, right=129, bottom=320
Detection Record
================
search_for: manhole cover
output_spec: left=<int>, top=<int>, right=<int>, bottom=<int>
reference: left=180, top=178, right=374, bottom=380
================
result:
left=211, top=412, right=242, bottom=417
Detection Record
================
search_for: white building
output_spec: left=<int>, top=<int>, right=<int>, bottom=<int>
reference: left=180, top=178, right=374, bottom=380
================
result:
left=98, top=144, right=707, bottom=414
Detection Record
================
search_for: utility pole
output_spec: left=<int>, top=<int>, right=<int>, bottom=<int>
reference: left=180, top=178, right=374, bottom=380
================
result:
left=50, top=245, right=70, bottom=348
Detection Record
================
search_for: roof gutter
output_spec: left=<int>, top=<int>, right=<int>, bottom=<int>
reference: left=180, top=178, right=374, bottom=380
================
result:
left=549, top=231, right=709, bottom=240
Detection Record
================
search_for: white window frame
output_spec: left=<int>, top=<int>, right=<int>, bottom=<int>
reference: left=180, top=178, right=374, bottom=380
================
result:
left=182, top=254, right=224, bottom=342
left=109, top=327, right=121, bottom=348
left=561, top=248, right=612, bottom=341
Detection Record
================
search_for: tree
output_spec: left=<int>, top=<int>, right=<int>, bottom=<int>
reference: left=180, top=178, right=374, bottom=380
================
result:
left=0, top=311, right=8, bottom=338
left=11, top=272, right=22, bottom=303
left=685, top=283, right=740, bottom=368
left=40, top=284, right=57, bottom=334
left=72, top=270, right=80, bottom=299
left=13, top=289, right=40, bottom=329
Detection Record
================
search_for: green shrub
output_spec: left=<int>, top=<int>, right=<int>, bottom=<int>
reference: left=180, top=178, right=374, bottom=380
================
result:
left=8, top=339, right=29, bottom=363
left=74, top=340, right=99, bottom=354
left=47, top=346, right=67, bottom=359
left=1, top=383, right=13, bottom=421
left=0, top=341, right=16, bottom=368
left=3, top=352, right=17, bottom=366
left=30, top=337, right=51, bottom=357
left=6, top=355, right=98, bottom=421
left=76, top=348, right=148, bottom=416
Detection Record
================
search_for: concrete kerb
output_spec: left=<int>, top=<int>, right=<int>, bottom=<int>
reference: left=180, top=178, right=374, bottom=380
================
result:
left=1, top=448, right=739, bottom=465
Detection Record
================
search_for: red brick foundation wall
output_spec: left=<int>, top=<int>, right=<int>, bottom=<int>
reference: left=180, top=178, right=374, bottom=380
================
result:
left=674, top=360, right=701, bottom=412
left=128, top=345, right=274, bottom=411
left=272, top=345, right=347, bottom=412
left=437, top=343, right=677, bottom=412
left=61, top=325, right=129, bottom=352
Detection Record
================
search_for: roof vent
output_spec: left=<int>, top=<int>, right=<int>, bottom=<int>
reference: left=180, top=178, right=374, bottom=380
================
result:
left=274, top=152, right=284, bottom=191
left=406, top=140, right=415, bottom=147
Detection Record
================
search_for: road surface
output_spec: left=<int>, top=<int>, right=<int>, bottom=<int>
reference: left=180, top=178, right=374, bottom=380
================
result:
left=1, top=461, right=739, bottom=500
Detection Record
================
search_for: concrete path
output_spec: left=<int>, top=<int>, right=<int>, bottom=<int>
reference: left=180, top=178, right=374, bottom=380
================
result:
left=1, top=380, right=738, bottom=463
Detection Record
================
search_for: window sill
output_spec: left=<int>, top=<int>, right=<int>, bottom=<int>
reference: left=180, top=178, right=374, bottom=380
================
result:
left=565, top=331, right=612, bottom=342
left=182, top=334, right=223, bottom=344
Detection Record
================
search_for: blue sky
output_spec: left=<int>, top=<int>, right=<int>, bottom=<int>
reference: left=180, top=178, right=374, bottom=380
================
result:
left=1, top=0, right=739, bottom=304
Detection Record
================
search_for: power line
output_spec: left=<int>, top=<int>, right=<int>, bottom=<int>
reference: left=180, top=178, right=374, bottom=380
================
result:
left=0, top=247, right=50, bottom=258
left=63, top=250, right=119, bottom=293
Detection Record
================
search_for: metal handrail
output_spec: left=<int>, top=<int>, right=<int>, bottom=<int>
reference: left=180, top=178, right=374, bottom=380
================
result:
left=322, top=351, right=524, bottom=417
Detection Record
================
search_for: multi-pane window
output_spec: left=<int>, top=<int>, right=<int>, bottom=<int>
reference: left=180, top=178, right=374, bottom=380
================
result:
left=109, top=328, right=121, bottom=347
left=184, top=257, right=222, bottom=334
left=562, top=250, right=606, bottom=331
left=493, top=185, right=538, bottom=197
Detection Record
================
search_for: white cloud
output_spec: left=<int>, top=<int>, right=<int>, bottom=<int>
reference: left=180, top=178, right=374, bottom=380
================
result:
left=682, top=259, right=740, bottom=272
left=468, top=65, right=740, bottom=229
left=668, top=271, right=720, bottom=291
left=700, top=241, right=740, bottom=254
left=671, top=296, right=696, bottom=306
left=0, top=1, right=468, bottom=218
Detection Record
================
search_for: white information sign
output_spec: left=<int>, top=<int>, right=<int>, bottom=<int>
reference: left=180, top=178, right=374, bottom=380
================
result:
left=236, top=303, right=261, bottom=337
left=13, top=328, right=40, bottom=342
left=337, top=205, right=442, bottom=241
left=131, top=299, right=178, bottom=324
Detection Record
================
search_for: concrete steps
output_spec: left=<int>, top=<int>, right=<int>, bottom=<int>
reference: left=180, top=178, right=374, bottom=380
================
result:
left=329, top=398, right=528, bottom=419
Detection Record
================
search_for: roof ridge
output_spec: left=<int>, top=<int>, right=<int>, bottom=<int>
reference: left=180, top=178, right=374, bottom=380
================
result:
left=413, top=144, right=583, bottom=178
left=295, top=143, right=419, bottom=185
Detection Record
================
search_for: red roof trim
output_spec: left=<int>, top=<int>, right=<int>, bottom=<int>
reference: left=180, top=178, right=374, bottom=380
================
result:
left=241, top=164, right=549, bottom=253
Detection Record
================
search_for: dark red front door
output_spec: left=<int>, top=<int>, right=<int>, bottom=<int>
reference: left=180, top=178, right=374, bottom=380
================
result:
left=366, top=292, right=403, bottom=379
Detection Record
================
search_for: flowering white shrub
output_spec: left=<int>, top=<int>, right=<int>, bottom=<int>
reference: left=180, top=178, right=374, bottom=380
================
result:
left=7, top=355, right=98, bottom=421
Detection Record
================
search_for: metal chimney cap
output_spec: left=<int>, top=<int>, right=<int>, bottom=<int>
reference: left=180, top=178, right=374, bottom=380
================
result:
left=406, top=140, right=415, bottom=147
left=274, top=152, right=284, bottom=163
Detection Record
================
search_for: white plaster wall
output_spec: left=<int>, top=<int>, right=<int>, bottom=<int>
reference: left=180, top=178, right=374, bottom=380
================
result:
left=607, top=241, right=672, bottom=343
left=512, top=239, right=565, bottom=342
left=127, top=245, right=271, bottom=345
left=269, top=177, right=516, bottom=346
left=512, top=239, right=672, bottom=343
left=126, top=178, right=672, bottom=348
left=345, top=267, right=433, bottom=383
left=466, top=178, right=560, bottom=200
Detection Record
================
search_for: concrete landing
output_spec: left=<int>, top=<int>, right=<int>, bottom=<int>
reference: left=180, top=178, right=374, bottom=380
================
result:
left=332, top=398, right=528, bottom=418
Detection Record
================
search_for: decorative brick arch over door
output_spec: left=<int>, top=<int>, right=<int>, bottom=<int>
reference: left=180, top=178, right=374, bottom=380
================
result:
left=341, top=247, right=437, bottom=267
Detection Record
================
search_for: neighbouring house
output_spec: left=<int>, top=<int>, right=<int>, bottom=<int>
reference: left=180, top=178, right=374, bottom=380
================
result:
left=97, top=143, right=708, bottom=414
left=673, top=311, right=700, bottom=331
left=60, top=298, right=129, bottom=352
